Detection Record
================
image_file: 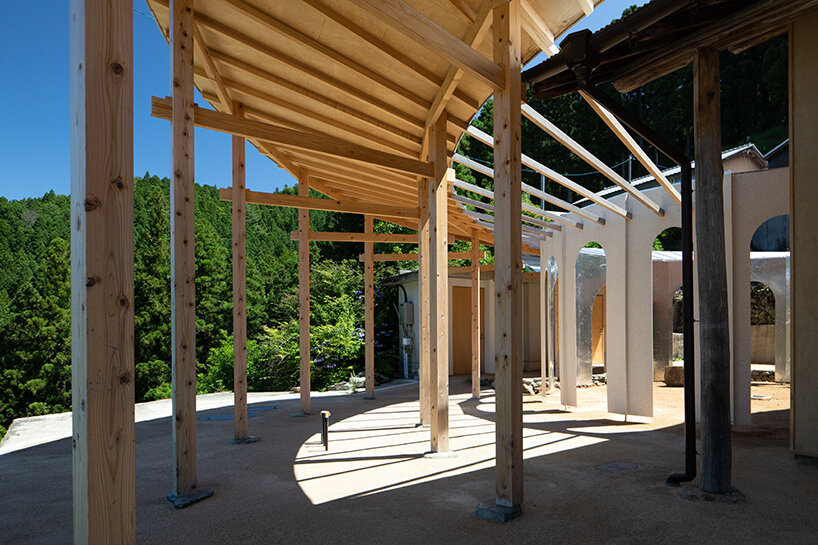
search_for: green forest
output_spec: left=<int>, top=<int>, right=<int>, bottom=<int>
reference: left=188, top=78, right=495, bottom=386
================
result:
left=0, top=35, right=787, bottom=440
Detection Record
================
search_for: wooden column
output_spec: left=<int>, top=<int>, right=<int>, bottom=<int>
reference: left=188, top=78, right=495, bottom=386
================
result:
left=540, top=240, right=548, bottom=400
left=299, top=175, right=311, bottom=414
left=471, top=228, right=481, bottom=399
left=694, top=47, right=731, bottom=494
left=790, top=14, right=818, bottom=459
left=491, top=0, right=524, bottom=512
left=169, top=0, right=210, bottom=506
left=364, top=215, right=376, bottom=399
left=232, top=102, right=249, bottom=440
left=70, top=0, right=135, bottom=541
left=428, top=113, right=450, bottom=452
left=418, top=179, right=431, bottom=425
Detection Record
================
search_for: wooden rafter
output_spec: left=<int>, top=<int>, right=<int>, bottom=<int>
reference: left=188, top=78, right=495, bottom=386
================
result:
left=576, top=0, right=594, bottom=16
left=452, top=153, right=604, bottom=224
left=422, top=0, right=496, bottom=157
left=579, top=90, right=682, bottom=207
left=300, top=0, right=479, bottom=111
left=151, top=97, right=434, bottom=177
left=465, top=124, right=632, bottom=218
left=520, top=0, right=560, bottom=55
left=349, top=0, right=503, bottom=91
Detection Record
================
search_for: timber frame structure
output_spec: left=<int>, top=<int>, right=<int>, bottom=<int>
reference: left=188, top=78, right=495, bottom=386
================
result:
left=69, top=0, right=818, bottom=541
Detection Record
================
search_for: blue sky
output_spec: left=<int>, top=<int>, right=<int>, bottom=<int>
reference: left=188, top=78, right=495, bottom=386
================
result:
left=0, top=0, right=644, bottom=201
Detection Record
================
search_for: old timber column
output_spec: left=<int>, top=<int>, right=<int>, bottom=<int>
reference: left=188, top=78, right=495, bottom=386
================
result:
left=790, top=14, right=818, bottom=460
left=364, top=215, right=375, bottom=399
left=483, top=0, right=524, bottom=518
left=428, top=113, right=450, bottom=452
left=70, top=0, right=135, bottom=541
left=694, top=47, right=731, bottom=494
left=299, top=175, right=311, bottom=414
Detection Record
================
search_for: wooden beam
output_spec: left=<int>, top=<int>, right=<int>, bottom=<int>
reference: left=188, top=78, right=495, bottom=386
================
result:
left=423, top=0, right=496, bottom=157
left=491, top=0, right=524, bottom=512
left=418, top=178, right=431, bottom=427
left=466, top=123, right=631, bottom=218
left=70, top=0, right=135, bottom=540
left=290, top=231, right=453, bottom=244
left=192, top=23, right=232, bottom=113
left=232, top=102, right=249, bottom=440
left=429, top=114, right=450, bottom=453
left=219, top=188, right=419, bottom=219
left=169, top=0, right=209, bottom=505
left=349, top=0, right=504, bottom=90
left=578, top=91, right=681, bottom=207
left=364, top=216, right=376, bottom=399
left=151, top=97, right=434, bottom=177
left=520, top=0, right=561, bottom=55
left=452, top=153, right=604, bottom=224
left=448, top=264, right=495, bottom=274
left=694, top=47, right=731, bottom=494
left=471, top=229, right=482, bottom=399
left=576, top=0, right=594, bottom=16
left=358, top=251, right=481, bottom=262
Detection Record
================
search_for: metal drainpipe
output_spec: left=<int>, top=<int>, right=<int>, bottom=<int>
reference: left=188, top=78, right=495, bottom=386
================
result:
left=576, top=83, right=696, bottom=485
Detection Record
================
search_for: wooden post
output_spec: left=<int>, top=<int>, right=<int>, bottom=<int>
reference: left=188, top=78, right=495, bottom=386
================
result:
left=471, top=228, right=481, bottom=399
left=364, top=215, right=376, bottom=399
left=428, top=113, right=450, bottom=452
left=418, top=178, right=431, bottom=425
left=70, top=0, right=135, bottom=541
left=299, top=175, right=311, bottom=414
left=490, top=0, right=524, bottom=514
left=232, top=102, right=249, bottom=440
left=540, top=240, right=548, bottom=400
left=694, top=47, right=732, bottom=494
left=168, top=0, right=211, bottom=507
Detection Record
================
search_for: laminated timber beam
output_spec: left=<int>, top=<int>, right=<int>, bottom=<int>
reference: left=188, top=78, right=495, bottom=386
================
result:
left=151, top=97, right=434, bottom=177
left=349, top=0, right=504, bottom=90
left=70, top=0, right=135, bottom=541
left=219, top=188, right=419, bottom=220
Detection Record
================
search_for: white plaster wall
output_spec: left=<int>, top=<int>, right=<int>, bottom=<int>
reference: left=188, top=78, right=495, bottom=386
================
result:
left=726, top=167, right=790, bottom=426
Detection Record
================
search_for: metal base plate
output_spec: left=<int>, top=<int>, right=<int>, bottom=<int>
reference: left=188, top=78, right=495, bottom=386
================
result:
left=166, top=489, right=214, bottom=509
left=475, top=501, right=522, bottom=522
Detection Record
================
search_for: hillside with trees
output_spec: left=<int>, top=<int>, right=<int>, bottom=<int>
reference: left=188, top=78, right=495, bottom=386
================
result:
left=0, top=34, right=787, bottom=439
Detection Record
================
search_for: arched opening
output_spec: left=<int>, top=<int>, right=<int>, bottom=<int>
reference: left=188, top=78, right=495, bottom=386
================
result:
left=576, top=244, right=606, bottom=386
left=748, top=214, right=791, bottom=428
left=652, top=227, right=682, bottom=385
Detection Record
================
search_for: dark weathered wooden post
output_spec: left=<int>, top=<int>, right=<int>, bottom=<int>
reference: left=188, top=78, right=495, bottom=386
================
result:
left=693, top=47, right=732, bottom=494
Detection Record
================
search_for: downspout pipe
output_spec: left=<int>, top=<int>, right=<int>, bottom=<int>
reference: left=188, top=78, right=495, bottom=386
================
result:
left=578, top=83, right=696, bottom=486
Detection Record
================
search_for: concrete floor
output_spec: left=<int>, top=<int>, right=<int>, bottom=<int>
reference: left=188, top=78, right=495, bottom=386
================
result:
left=1, top=378, right=815, bottom=544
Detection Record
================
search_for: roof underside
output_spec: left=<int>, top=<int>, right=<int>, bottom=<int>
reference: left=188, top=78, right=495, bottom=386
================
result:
left=146, top=0, right=602, bottom=243
left=524, top=0, right=818, bottom=99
